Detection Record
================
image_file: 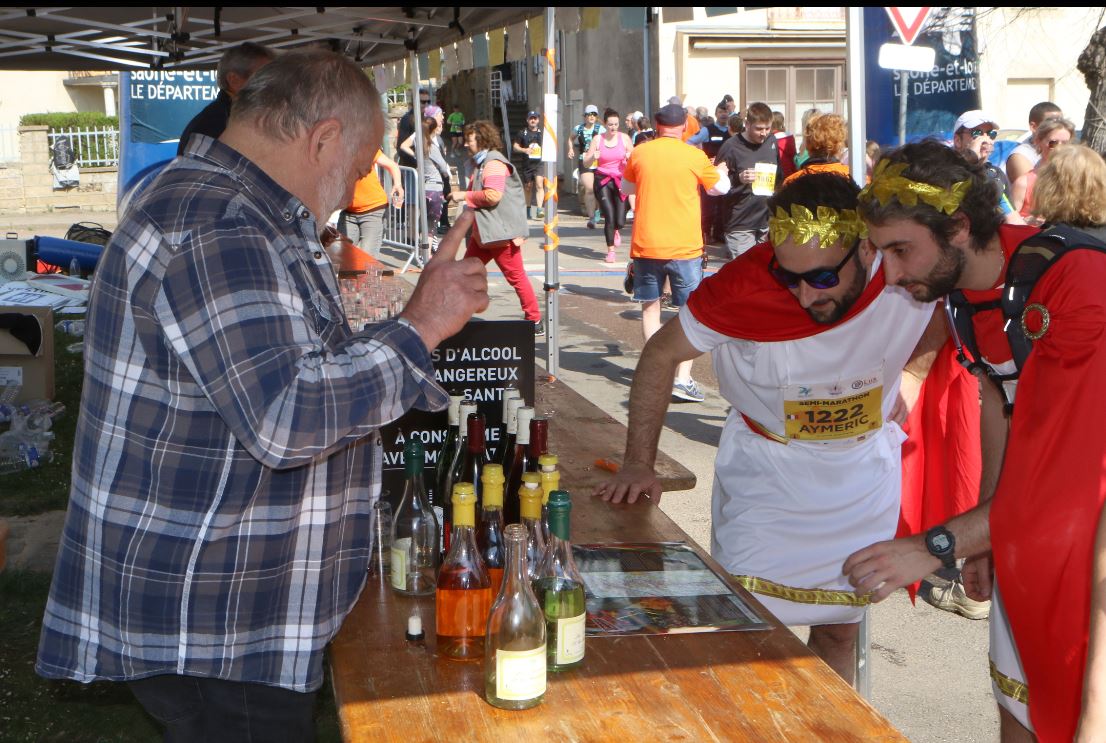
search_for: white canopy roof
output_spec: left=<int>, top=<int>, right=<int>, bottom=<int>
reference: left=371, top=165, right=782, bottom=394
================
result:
left=0, top=7, right=540, bottom=70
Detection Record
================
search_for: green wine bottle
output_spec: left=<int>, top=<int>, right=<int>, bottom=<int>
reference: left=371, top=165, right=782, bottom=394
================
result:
left=484, top=523, right=547, bottom=709
left=533, top=490, right=587, bottom=671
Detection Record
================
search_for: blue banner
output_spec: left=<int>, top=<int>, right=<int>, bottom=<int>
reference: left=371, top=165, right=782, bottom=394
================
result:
left=864, top=7, right=981, bottom=146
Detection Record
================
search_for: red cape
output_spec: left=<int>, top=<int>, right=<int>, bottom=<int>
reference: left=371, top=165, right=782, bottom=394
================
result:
left=686, top=242, right=885, bottom=341
left=990, top=247, right=1106, bottom=741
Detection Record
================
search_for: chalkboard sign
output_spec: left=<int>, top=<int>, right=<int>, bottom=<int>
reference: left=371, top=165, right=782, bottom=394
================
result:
left=380, top=319, right=535, bottom=510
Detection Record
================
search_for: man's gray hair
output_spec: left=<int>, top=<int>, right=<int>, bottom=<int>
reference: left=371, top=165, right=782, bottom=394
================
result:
left=231, top=50, right=380, bottom=145
left=216, top=42, right=275, bottom=92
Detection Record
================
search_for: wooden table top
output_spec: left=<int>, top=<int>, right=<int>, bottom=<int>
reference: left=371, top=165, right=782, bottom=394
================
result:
left=329, top=377, right=905, bottom=742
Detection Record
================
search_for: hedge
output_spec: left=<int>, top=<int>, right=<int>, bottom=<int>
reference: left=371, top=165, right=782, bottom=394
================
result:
left=19, top=112, right=119, bottom=129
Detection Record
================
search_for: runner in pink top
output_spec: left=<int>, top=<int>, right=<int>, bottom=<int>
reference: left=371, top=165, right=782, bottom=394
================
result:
left=585, top=108, right=634, bottom=262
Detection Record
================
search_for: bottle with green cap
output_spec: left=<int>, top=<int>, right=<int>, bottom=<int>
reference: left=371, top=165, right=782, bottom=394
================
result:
left=538, top=454, right=560, bottom=543
left=477, top=463, right=507, bottom=597
left=518, top=472, right=546, bottom=579
left=533, top=490, right=587, bottom=671
left=390, top=439, right=440, bottom=596
left=436, top=482, right=492, bottom=660
left=484, top=523, right=547, bottom=709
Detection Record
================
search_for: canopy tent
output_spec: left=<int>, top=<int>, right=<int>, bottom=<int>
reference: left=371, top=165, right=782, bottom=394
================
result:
left=0, top=6, right=568, bottom=377
left=0, top=7, right=538, bottom=70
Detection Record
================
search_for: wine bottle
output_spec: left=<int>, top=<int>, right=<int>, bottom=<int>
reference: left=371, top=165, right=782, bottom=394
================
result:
left=526, top=417, right=549, bottom=473
left=505, top=406, right=535, bottom=516
left=441, top=400, right=478, bottom=555
left=457, top=412, right=490, bottom=502
left=538, top=454, right=560, bottom=544
left=478, top=463, right=507, bottom=597
left=484, top=523, right=547, bottom=710
left=432, top=395, right=466, bottom=510
left=533, top=490, right=587, bottom=671
left=499, top=396, right=527, bottom=524
left=391, top=440, right=440, bottom=596
left=436, top=482, right=492, bottom=661
left=518, top=472, right=546, bottom=579
left=497, top=389, right=522, bottom=464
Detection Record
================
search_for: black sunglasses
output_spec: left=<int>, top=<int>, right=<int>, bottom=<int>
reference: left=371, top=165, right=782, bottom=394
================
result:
left=970, top=128, right=998, bottom=140
left=769, top=239, right=861, bottom=290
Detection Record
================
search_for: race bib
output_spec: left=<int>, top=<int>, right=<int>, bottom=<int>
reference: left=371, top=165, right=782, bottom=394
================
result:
left=783, top=369, right=883, bottom=442
left=752, top=162, right=777, bottom=196
left=529, top=143, right=542, bottom=160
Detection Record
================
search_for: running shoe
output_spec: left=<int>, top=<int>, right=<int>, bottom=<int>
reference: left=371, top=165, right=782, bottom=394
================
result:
left=586, top=219, right=598, bottom=229
left=660, top=293, right=675, bottom=310
left=533, top=320, right=546, bottom=337
left=626, top=209, right=634, bottom=220
left=613, top=229, right=622, bottom=247
left=672, top=379, right=705, bottom=403
left=595, top=209, right=604, bottom=224
left=605, top=249, right=616, bottom=263
left=921, top=575, right=990, bottom=620
left=535, top=208, right=545, bottom=219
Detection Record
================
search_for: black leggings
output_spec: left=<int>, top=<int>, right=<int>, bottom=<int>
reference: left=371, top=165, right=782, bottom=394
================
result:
left=595, top=177, right=627, bottom=247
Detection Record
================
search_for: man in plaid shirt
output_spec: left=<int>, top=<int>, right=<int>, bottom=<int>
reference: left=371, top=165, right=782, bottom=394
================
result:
left=36, top=50, right=488, bottom=738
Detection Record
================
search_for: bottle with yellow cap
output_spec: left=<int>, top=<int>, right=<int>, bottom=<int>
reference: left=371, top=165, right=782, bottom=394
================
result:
left=436, top=482, right=492, bottom=661
left=518, top=472, right=546, bottom=579
left=538, top=454, right=560, bottom=544
left=477, top=463, right=507, bottom=596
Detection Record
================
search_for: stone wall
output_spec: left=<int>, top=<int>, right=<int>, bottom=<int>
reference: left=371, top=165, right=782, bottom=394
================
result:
left=0, top=125, right=117, bottom=215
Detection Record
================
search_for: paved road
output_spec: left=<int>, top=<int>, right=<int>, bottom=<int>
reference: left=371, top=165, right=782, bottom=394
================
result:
left=13, top=202, right=999, bottom=741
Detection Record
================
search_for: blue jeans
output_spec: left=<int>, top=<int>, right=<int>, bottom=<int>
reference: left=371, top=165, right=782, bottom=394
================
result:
left=631, top=256, right=703, bottom=307
left=129, top=674, right=317, bottom=743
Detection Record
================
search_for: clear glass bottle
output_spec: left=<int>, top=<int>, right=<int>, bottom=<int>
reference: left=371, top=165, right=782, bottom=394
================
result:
left=390, top=440, right=440, bottom=596
left=505, top=406, right=535, bottom=518
left=477, top=463, right=507, bottom=597
left=484, top=523, right=547, bottom=710
left=518, top=472, right=546, bottom=580
left=538, top=454, right=560, bottom=544
left=436, top=482, right=492, bottom=661
left=533, top=490, right=587, bottom=671
left=440, top=400, right=478, bottom=555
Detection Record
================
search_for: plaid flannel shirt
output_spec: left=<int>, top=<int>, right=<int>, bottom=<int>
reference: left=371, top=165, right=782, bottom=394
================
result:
left=36, top=136, right=447, bottom=692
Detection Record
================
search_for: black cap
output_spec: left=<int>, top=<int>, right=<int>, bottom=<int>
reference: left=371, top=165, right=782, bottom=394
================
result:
left=655, top=103, right=686, bottom=127
left=527, top=110, right=540, bottom=119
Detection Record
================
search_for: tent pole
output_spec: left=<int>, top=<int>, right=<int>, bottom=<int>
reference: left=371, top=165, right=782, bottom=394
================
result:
left=409, top=48, right=430, bottom=265
left=542, top=6, right=560, bottom=379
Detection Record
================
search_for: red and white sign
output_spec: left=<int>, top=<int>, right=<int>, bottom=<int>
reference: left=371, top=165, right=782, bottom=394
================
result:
left=884, top=7, right=933, bottom=46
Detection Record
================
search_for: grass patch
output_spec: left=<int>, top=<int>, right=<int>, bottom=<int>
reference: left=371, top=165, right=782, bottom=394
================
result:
left=1, top=327, right=83, bottom=517
left=0, top=568, right=342, bottom=741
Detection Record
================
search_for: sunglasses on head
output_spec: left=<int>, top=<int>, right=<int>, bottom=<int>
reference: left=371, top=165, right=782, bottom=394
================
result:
left=769, top=239, right=861, bottom=290
left=970, top=128, right=998, bottom=140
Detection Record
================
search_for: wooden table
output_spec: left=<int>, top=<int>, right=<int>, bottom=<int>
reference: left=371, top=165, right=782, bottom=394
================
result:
left=329, top=378, right=906, bottom=742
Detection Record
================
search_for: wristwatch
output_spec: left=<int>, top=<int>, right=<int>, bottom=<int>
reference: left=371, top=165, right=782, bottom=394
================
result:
left=924, top=526, right=957, bottom=570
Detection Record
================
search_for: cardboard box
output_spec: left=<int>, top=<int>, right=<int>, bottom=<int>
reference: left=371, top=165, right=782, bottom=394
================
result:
left=0, top=305, right=55, bottom=403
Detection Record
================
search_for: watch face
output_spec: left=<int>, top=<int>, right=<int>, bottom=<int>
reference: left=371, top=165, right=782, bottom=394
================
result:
left=931, top=533, right=951, bottom=552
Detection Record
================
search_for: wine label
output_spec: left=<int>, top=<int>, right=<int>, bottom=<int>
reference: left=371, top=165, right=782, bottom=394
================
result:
left=496, top=646, right=547, bottom=700
left=390, top=539, right=409, bottom=590
left=556, top=612, right=586, bottom=664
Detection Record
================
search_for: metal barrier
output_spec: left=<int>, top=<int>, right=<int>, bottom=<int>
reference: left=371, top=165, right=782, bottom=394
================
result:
left=378, top=163, right=425, bottom=272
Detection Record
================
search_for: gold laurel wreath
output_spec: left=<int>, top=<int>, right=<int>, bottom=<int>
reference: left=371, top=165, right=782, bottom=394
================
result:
left=858, top=160, right=970, bottom=215
left=768, top=204, right=868, bottom=248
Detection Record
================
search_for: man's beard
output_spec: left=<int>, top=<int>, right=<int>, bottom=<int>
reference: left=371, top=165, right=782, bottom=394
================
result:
left=805, top=254, right=867, bottom=324
left=318, top=170, right=348, bottom=222
left=900, top=239, right=965, bottom=302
